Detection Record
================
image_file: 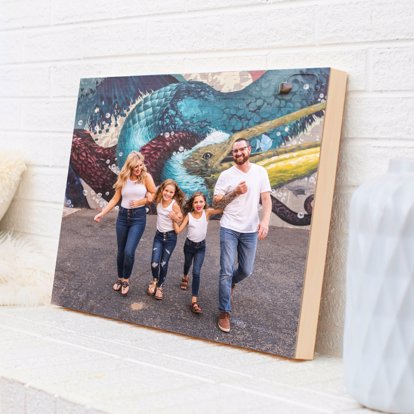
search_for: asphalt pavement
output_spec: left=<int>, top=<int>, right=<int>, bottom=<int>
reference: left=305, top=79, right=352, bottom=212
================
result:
left=52, top=209, right=309, bottom=358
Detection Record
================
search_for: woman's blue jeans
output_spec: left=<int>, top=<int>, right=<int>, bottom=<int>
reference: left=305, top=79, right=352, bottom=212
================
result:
left=115, top=206, right=146, bottom=280
left=151, top=230, right=177, bottom=287
left=183, top=238, right=206, bottom=297
left=219, top=227, right=258, bottom=313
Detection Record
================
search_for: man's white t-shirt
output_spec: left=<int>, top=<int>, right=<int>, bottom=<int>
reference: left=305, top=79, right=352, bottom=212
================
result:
left=214, top=163, right=271, bottom=233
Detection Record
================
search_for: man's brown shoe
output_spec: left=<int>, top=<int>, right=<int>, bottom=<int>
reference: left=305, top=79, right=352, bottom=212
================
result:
left=218, top=311, right=231, bottom=333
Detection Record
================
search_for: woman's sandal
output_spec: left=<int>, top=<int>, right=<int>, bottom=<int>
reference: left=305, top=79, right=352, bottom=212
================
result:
left=147, top=279, right=157, bottom=296
left=180, top=276, right=189, bottom=291
left=121, top=281, right=129, bottom=296
left=113, top=279, right=123, bottom=292
left=190, top=301, right=202, bottom=314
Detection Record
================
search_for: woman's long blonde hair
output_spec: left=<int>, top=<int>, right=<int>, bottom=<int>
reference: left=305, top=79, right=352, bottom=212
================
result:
left=114, top=151, right=147, bottom=190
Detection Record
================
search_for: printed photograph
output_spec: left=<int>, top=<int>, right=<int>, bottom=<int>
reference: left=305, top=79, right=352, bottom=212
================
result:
left=52, top=68, right=331, bottom=358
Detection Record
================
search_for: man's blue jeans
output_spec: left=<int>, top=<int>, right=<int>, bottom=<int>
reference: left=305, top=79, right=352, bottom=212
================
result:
left=115, top=206, right=146, bottom=279
left=183, top=238, right=206, bottom=297
left=219, top=227, right=258, bottom=313
left=151, top=230, right=177, bottom=287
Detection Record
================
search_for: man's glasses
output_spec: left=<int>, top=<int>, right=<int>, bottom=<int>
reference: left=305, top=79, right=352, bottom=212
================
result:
left=232, top=146, right=248, bottom=154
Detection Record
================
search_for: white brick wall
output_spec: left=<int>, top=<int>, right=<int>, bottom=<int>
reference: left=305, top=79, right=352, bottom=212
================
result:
left=1, top=0, right=413, bottom=356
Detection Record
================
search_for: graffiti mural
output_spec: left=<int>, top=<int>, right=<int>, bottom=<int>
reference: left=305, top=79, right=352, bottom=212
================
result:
left=67, top=68, right=330, bottom=227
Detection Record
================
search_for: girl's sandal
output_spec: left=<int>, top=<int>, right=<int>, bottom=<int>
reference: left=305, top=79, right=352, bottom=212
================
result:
left=121, top=281, right=129, bottom=296
left=190, top=302, right=202, bottom=314
left=113, top=279, right=123, bottom=292
left=180, top=276, right=189, bottom=291
left=154, top=287, right=163, bottom=300
left=147, top=279, right=157, bottom=296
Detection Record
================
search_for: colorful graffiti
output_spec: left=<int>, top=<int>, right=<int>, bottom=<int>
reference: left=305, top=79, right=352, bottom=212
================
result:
left=66, top=68, right=330, bottom=226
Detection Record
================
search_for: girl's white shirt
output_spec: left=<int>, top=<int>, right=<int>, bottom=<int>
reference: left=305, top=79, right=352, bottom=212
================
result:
left=156, top=199, right=176, bottom=232
left=187, top=210, right=208, bottom=243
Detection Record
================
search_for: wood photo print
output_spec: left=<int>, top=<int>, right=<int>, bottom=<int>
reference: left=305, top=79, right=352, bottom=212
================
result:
left=52, top=68, right=347, bottom=359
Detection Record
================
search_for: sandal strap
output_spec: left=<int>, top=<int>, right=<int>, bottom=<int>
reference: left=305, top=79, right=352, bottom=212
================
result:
left=191, top=302, right=202, bottom=312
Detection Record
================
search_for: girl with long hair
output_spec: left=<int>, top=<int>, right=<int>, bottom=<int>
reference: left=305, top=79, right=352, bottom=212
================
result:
left=94, top=151, right=156, bottom=296
left=146, top=179, right=184, bottom=300
left=173, top=192, right=222, bottom=314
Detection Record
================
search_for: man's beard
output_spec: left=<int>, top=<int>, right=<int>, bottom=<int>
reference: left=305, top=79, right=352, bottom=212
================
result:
left=233, top=153, right=249, bottom=165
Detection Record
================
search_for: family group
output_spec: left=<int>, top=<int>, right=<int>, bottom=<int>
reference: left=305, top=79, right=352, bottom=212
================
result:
left=94, top=138, right=271, bottom=333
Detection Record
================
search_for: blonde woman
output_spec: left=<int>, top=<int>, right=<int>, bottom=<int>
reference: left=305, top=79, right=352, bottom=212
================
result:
left=94, top=151, right=156, bottom=296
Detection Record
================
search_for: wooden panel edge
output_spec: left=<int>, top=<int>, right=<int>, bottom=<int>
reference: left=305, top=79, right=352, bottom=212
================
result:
left=294, top=68, right=348, bottom=360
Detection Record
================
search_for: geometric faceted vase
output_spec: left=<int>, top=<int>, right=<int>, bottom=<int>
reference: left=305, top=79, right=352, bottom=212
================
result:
left=344, top=159, right=414, bottom=414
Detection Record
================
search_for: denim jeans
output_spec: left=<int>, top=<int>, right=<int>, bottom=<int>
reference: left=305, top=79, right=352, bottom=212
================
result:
left=115, top=206, right=146, bottom=279
left=151, top=230, right=177, bottom=287
left=219, top=227, right=258, bottom=313
left=183, top=238, right=206, bottom=297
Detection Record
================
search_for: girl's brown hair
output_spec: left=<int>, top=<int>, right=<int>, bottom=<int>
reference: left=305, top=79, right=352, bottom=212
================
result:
left=184, top=191, right=207, bottom=214
left=154, top=178, right=185, bottom=208
left=114, top=151, right=147, bottom=190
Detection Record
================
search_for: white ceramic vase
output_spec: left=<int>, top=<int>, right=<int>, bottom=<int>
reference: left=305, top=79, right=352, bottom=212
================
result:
left=344, top=159, right=414, bottom=414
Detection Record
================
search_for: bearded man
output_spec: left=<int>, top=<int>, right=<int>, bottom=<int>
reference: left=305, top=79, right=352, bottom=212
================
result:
left=213, top=138, right=272, bottom=333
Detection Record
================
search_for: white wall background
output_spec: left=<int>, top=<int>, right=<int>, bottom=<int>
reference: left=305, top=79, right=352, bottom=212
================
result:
left=1, top=0, right=413, bottom=356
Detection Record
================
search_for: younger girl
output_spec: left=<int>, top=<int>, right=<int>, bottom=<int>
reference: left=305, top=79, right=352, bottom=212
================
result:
left=147, top=179, right=185, bottom=300
left=173, top=192, right=222, bottom=314
left=94, top=151, right=156, bottom=296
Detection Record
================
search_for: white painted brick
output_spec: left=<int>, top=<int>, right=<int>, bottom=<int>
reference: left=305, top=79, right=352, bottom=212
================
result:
left=24, top=22, right=148, bottom=63
left=0, top=67, right=50, bottom=98
left=0, top=32, right=25, bottom=64
left=337, top=139, right=414, bottom=186
left=0, top=199, right=63, bottom=237
left=371, top=47, right=414, bottom=91
left=316, top=200, right=351, bottom=357
left=50, top=0, right=186, bottom=25
left=344, top=96, right=414, bottom=139
left=1, top=131, right=72, bottom=168
left=21, top=98, right=77, bottom=132
left=0, top=378, right=26, bottom=414
left=15, top=166, right=68, bottom=203
left=81, top=22, right=148, bottom=60
left=149, top=7, right=314, bottom=53
left=0, top=99, right=21, bottom=128
left=0, top=0, right=50, bottom=30
left=268, top=49, right=367, bottom=91
left=24, top=28, right=86, bottom=62
left=318, top=0, right=414, bottom=44
left=328, top=188, right=353, bottom=236
left=182, top=54, right=268, bottom=74
left=186, top=0, right=264, bottom=11
left=26, top=387, right=56, bottom=414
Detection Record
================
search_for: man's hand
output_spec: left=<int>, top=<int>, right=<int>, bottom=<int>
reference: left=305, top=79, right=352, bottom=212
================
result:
left=213, top=181, right=247, bottom=209
left=258, top=221, right=269, bottom=240
left=258, top=191, right=271, bottom=240
left=235, top=181, right=248, bottom=195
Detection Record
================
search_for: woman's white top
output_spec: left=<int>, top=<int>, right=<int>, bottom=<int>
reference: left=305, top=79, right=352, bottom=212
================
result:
left=187, top=210, right=208, bottom=243
left=157, top=200, right=176, bottom=232
left=121, top=179, right=147, bottom=209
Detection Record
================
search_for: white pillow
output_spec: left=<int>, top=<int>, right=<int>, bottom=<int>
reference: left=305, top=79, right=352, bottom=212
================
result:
left=0, top=151, right=26, bottom=221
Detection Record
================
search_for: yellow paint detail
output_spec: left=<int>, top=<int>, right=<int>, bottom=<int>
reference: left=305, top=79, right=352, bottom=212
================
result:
left=257, top=147, right=320, bottom=187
